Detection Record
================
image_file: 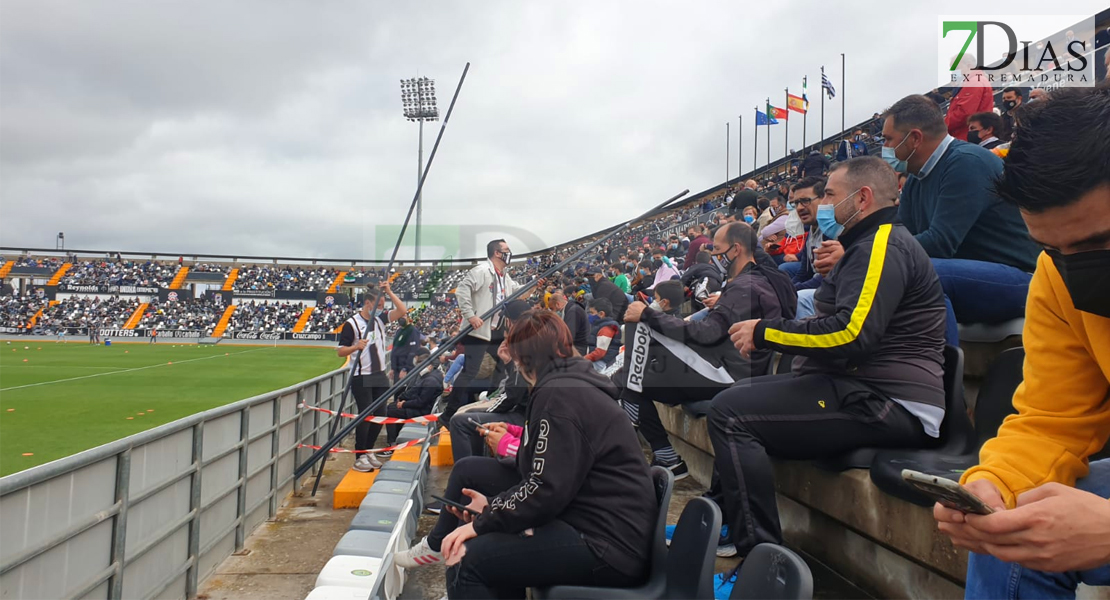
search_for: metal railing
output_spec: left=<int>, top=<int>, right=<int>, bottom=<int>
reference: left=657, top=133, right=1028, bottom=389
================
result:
left=0, top=366, right=349, bottom=600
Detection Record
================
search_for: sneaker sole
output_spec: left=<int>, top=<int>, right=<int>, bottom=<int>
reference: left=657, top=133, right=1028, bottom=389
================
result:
left=671, top=470, right=689, bottom=481
left=716, top=544, right=738, bottom=558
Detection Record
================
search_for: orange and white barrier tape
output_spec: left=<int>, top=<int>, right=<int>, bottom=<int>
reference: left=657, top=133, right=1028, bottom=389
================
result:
left=298, top=403, right=440, bottom=425
left=297, top=431, right=442, bottom=455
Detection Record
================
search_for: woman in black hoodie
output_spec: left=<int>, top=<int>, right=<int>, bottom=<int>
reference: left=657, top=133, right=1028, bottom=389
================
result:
left=437, top=310, right=657, bottom=599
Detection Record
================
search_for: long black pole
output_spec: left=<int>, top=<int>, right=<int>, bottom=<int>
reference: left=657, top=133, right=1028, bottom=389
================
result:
left=765, top=98, right=770, bottom=171
left=307, top=62, right=470, bottom=495
left=294, top=188, right=690, bottom=483
left=820, top=66, right=825, bottom=148
left=841, top=53, right=846, bottom=139
left=802, top=76, right=808, bottom=151
left=784, top=88, right=789, bottom=161
left=753, top=107, right=758, bottom=172
left=738, top=115, right=742, bottom=181
left=726, top=122, right=730, bottom=187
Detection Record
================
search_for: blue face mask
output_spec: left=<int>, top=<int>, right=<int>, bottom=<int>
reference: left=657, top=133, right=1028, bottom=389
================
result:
left=786, top=201, right=796, bottom=211
left=882, top=134, right=916, bottom=174
left=743, top=215, right=755, bottom=224
left=815, top=189, right=862, bottom=240
left=587, top=314, right=599, bottom=325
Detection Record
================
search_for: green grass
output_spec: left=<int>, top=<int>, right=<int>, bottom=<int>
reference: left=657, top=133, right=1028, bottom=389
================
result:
left=0, top=341, right=344, bottom=477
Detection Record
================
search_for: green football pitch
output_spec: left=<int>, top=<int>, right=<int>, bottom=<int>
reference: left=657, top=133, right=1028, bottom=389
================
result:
left=0, top=341, right=344, bottom=476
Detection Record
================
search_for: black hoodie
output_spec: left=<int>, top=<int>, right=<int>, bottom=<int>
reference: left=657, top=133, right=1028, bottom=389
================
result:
left=472, top=358, right=655, bottom=578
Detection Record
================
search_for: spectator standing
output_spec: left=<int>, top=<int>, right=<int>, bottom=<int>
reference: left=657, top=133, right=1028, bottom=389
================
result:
left=934, top=86, right=1110, bottom=600
left=447, top=239, right=518, bottom=419
left=685, top=227, right=711, bottom=266
left=1000, top=86, right=1024, bottom=140
left=883, top=94, right=1039, bottom=328
left=801, top=149, right=830, bottom=178
left=944, top=55, right=994, bottom=141
left=390, top=314, right=423, bottom=382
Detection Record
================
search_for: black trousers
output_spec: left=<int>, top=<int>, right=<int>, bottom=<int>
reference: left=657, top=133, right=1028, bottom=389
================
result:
left=384, top=405, right=426, bottom=445
left=614, top=324, right=734, bottom=451
left=441, top=333, right=501, bottom=421
left=351, top=373, right=389, bottom=451
left=429, top=456, right=520, bottom=550
left=708, top=373, right=932, bottom=557
left=447, top=514, right=641, bottom=599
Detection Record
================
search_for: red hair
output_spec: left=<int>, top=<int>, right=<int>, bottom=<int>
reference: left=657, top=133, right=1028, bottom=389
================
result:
left=505, top=310, right=574, bottom=379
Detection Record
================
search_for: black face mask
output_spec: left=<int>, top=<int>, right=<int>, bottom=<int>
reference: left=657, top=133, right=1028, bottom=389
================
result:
left=967, top=130, right=982, bottom=145
left=1003, top=99, right=1017, bottom=112
left=1047, top=249, right=1110, bottom=318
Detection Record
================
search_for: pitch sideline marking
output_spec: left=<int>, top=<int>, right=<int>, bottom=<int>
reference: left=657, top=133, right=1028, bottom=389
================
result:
left=0, top=348, right=271, bottom=392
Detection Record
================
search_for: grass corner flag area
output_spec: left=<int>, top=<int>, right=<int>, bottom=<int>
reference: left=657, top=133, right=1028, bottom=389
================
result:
left=0, top=341, right=343, bottom=477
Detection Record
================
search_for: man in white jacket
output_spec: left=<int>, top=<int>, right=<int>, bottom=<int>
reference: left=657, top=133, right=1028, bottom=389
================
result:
left=443, top=239, right=518, bottom=419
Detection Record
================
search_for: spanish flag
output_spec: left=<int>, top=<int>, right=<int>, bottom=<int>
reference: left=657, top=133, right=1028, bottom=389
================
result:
left=787, top=93, right=808, bottom=114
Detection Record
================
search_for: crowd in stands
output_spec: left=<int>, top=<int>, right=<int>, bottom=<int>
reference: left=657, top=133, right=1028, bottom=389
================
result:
left=0, top=294, right=46, bottom=328
left=189, top=263, right=231, bottom=273
left=138, top=297, right=224, bottom=333
left=301, top=305, right=351, bottom=333
left=61, top=259, right=177, bottom=288
left=33, top=296, right=141, bottom=334
left=225, top=300, right=307, bottom=333
left=9, top=256, right=63, bottom=270
left=233, top=265, right=340, bottom=291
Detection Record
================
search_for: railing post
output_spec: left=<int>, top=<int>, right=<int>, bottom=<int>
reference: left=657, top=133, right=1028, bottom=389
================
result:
left=235, top=407, right=250, bottom=549
left=186, top=421, right=204, bottom=598
left=107, top=449, right=131, bottom=600
left=269, top=398, right=280, bottom=517
left=293, top=387, right=304, bottom=474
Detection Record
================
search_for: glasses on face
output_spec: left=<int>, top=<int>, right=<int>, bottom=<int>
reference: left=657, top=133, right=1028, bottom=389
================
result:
left=793, top=196, right=817, bottom=206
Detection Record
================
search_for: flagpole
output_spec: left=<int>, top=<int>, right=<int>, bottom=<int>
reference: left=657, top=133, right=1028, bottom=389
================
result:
left=753, top=107, right=758, bottom=172
left=765, top=98, right=770, bottom=170
left=802, top=76, right=808, bottom=152
left=738, top=115, right=743, bottom=179
left=841, top=53, right=846, bottom=139
left=726, top=122, right=730, bottom=187
left=820, top=66, right=825, bottom=148
left=784, top=87, right=790, bottom=161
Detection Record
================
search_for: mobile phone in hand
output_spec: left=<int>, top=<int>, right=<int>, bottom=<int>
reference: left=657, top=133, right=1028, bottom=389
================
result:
left=466, top=417, right=489, bottom=432
left=901, top=469, right=995, bottom=515
left=431, top=494, right=481, bottom=516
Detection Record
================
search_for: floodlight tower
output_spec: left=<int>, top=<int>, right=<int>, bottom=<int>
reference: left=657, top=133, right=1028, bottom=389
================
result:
left=400, top=77, right=439, bottom=264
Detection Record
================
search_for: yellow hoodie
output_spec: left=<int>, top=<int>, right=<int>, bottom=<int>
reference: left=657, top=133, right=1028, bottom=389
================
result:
left=962, top=252, right=1110, bottom=507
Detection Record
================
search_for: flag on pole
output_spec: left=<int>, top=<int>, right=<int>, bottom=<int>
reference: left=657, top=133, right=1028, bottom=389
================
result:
left=786, top=93, right=807, bottom=114
left=803, top=75, right=810, bottom=107
left=767, top=103, right=788, bottom=121
left=822, top=72, right=836, bottom=99
left=755, top=110, right=776, bottom=125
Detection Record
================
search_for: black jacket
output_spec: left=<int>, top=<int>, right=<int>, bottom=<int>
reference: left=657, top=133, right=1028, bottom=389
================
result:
left=801, top=152, right=831, bottom=178
left=486, top=364, right=530, bottom=416
left=562, top=300, right=590, bottom=355
left=590, top=277, right=629, bottom=322
left=473, top=358, right=655, bottom=579
left=755, top=206, right=947, bottom=414
left=681, top=262, right=724, bottom=306
left=641, top=260, right=795, bottom=380
left=397, top=368, right=443, bottom=413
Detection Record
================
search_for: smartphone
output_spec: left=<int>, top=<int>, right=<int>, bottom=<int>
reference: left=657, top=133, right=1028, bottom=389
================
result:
left=430, top=495, right=481, bottom=517
left=901, top=469, right=995, bottom=515
left=466, top=417, right=489, bottom=432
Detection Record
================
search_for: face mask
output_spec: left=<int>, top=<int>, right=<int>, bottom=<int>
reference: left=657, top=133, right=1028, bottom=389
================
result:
left=815, top=189, right=862, bottom=240
left=649, top=300, right=663, bottom=311
left=1047, top=249, right=1110, bottom=318
left=1003, top=100, right=1017, bottom=112
left=744, top=215, right=755, bottom=224
left=712, top=245, right=736, bottom=278
left=967, top=130, right=982, bottom=145
left=882, top=134, right=916, bottom=174
left=587, top=314, right=599, bottom=325
left=786, top=201, right=796, bottom=211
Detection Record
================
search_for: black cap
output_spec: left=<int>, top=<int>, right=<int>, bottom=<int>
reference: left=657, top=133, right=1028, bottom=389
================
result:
left=504, top=300, right=531, bottom=321
left=586, top=266, right=602, bottom=275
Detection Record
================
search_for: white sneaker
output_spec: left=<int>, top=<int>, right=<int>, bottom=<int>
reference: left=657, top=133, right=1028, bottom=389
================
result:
left=352, top=454, right=382, bottom=472
left=395, top=536, right=444, bottom=569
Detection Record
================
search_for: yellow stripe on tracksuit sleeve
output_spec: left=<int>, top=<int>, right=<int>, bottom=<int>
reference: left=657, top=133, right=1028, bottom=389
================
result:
left=764, top=224, right=892, bottom=349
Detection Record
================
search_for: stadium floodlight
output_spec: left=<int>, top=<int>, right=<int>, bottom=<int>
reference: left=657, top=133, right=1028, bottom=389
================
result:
left=400, top=76, right=439, bottom=265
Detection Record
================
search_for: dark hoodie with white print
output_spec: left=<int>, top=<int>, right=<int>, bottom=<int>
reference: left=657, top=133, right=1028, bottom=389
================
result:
left=471, top=357, right=656, bottom=579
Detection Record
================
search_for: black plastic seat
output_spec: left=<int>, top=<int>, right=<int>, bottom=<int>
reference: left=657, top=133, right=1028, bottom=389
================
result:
left=870, top=347, right=1023, bottom=506
left=729, top=543, right=814, bottom=600
left=535, top=467, right=675, bottom=599
left=815, top=345, right=972, bottom=471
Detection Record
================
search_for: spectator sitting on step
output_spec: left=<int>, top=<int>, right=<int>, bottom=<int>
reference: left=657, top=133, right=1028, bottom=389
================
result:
left=614, top=222, right=796, bottom=484
left=882, top=94, right=1039, bottom=337
left=583, top=298, right=621, bottom=371
left=384, top=347, right=443, bottom=446
left=715, top=157, right=946, bottom=570
left=934, top=85, right=1110, bottom=600
left=397, top=311, right=656, bottom=600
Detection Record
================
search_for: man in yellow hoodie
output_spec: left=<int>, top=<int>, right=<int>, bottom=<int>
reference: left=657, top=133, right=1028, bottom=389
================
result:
left=934, top=86, right=1110, bottom=598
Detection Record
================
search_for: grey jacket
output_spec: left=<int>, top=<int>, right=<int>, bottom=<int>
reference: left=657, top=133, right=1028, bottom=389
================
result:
left=456, top=260, right=519, bottom=341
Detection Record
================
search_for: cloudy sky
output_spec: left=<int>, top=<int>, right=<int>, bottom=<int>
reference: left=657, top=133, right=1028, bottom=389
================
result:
left=1, top=1, right=1103, bottom=261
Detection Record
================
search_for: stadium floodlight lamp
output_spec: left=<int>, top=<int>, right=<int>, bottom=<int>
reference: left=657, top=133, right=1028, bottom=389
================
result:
left=400, top=76, right=439, bottom=266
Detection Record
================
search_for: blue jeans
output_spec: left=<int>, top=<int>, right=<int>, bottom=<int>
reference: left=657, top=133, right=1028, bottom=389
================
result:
left=931, top=258, right=1032, bottom=324
left=796, top=289, right=817, bottom=319
left=966, top=459, right=1110, bottom=599
left=778, top=261, right=802, bottom=279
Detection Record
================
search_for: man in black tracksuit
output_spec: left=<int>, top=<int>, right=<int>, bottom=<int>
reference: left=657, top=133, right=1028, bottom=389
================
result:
left=587, top=266, right=629, bottom=322
left=384, top=347, right=443, bottom=445
left=715, top=157, right=947, bottom=558
left=614, top=222, right=797, bottom=480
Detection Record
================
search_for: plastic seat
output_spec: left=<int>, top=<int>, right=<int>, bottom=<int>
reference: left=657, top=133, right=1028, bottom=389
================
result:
left=315, top=555, right=384, bottom=588
left=870, top=347, right=1022, bottom=506
left=729, top=543, right=813, bottom=599
left=816, top=345, right=970, bottom=472
left=349, top=505, right=404, bottom=533
left=534, top=467, right=675, bottom=599
left=332, top=529, right=393, bottom=558
left=958, top=319, right=1024, bottom=343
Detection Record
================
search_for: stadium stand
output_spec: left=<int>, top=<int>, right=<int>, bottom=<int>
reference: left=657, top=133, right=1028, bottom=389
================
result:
left=233, top=265, right=342, bottom=291
left=138, top=297, right=224, bottom=333
left=225, top=300, right=309, bottom=333
left=59, top=258, right=177, bottom=287
left=33, top=295, right=142, bottom=334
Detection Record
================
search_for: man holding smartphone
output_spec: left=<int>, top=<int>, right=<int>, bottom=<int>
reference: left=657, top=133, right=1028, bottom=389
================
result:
left=934, top=86, right=1110, bottom=598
